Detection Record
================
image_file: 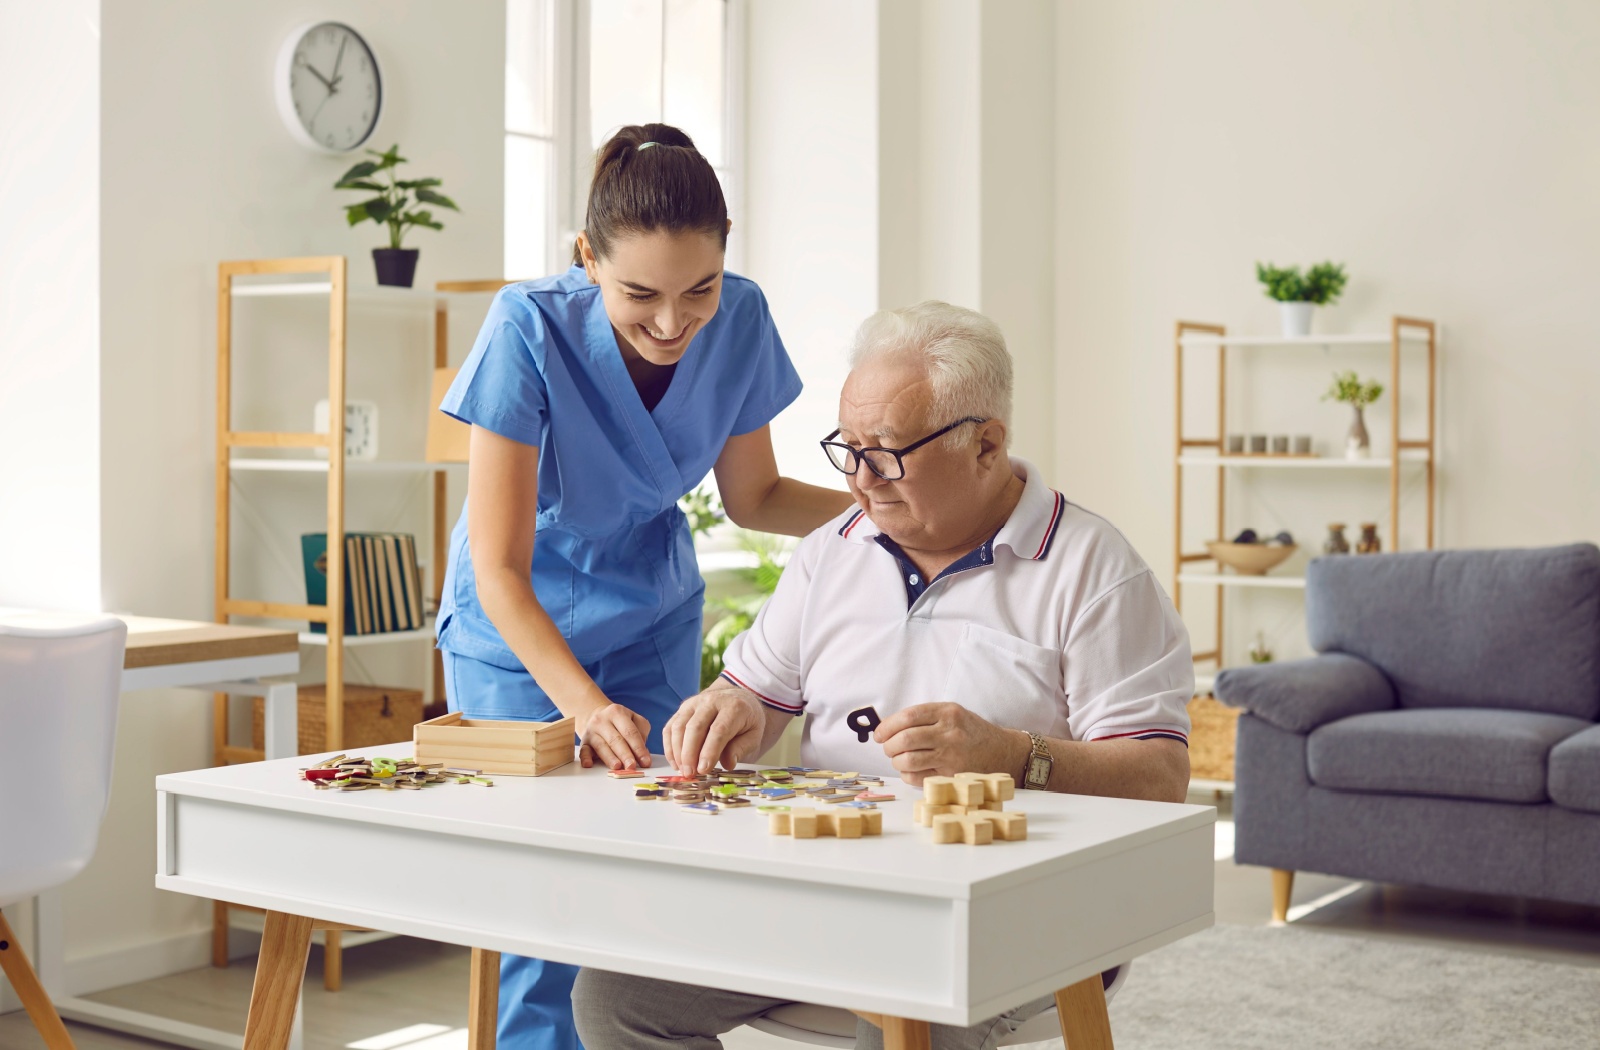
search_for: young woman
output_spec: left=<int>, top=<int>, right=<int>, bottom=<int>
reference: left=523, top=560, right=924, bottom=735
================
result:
left=435, top=123, right=851, bottom=1050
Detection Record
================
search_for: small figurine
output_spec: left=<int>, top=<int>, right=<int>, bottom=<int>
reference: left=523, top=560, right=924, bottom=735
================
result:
left=1323, top=523, right=1350, bottom=555
left=1356, top=523, right=1381, bottom=555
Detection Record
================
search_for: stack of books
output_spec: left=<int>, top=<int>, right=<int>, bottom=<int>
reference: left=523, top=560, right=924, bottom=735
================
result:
left=301, top=532, right=425, bottom=635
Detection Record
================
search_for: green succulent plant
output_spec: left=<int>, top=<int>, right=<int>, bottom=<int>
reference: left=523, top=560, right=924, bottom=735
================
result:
left=1256, top=261, right=1349, bottom=305
left=335, top=144, right=459, bottom=250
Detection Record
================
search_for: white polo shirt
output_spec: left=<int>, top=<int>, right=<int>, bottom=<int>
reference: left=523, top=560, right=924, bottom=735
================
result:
left=720, top=459, right=1194, bottom=776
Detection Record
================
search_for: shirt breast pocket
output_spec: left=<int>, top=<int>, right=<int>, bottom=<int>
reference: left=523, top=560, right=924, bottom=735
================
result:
left=942, top=623, right=1062, bottom=735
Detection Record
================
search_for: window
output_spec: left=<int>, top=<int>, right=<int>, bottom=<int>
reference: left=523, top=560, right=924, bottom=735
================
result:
left=504, top=0, right=741, bottom=280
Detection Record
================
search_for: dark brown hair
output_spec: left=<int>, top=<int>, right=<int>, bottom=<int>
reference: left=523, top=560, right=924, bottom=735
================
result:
left=573, top=123, right=728, bottom=264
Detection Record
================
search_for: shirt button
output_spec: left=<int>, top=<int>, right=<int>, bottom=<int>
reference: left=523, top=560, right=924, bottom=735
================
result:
left=909, top=574, right=920, bottom=585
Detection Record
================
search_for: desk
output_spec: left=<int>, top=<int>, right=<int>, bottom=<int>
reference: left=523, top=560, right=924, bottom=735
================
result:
left=155, top=747, right=1215, bottom=1050
left=0, top=610, right=299, bottom=1050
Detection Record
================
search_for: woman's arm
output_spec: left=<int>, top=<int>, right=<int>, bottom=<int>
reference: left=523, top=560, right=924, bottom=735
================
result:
left=466, top=425, right=651, bottom=768
left=713, top=425, right=853, bottom=537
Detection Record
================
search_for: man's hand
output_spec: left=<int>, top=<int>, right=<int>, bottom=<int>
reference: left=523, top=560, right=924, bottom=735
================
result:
left=663, top=685, right=766, bottom=775
left=875, top=703, right=1029, bottom=786
left=577, top=702, right=653, bottom=770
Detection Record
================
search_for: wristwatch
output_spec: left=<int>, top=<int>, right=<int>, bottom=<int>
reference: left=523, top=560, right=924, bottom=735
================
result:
left=1023, top=731, right=1053, bottom=790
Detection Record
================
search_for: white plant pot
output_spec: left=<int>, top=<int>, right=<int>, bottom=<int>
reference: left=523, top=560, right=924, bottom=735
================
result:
left=1279, top=301, right=1315, bottom=338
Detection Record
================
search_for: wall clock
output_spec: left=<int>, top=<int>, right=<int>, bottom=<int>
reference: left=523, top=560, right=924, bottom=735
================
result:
left=275, top=22, right=383, bottom=153
left=314, top=399, right=380, bottom=461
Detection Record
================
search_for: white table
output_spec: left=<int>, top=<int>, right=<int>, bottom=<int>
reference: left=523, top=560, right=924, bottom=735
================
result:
left=0, top=611, right=300, bottom=1050
left=155, top=747, right=1215, bottom=1050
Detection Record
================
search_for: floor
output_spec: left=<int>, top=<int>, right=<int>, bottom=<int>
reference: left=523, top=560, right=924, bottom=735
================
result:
left=4, top=790, right=1598, bottom=1050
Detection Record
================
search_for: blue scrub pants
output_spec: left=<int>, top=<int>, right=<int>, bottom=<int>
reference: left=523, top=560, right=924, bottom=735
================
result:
left=440, top=617, right=700, bottom=1050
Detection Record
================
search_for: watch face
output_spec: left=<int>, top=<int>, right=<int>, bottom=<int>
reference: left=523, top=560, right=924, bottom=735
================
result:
left=282, top=23, right=382, bottom=152
left=1027, top=756, right=1051, bottom=785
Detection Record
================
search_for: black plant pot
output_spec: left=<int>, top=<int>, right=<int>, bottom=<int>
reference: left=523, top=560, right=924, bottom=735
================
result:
left=372, top=248, right=420, bottom=288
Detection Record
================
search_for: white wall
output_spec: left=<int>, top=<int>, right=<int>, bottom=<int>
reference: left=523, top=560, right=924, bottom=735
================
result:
left=17, top=0, right=506, bottom=997
left=1055, top=0, right=1600, bottom=664
left=0, top=1, right=102, bottom=612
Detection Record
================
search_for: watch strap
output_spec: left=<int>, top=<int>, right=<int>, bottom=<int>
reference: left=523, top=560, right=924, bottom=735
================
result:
left=1024, top=731, right=1052, bottom=789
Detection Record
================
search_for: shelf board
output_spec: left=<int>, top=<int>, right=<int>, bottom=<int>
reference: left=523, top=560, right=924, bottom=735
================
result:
left=1177, top=332, right=1429, bottom=348
left=1178, top=449, right=1430, bottom=469
left=299, top=619, right=436, bottom=647
left=1178, top=571, right=1307, bottom=589
left=230, top=281, right=504, bottom=304
left=230, top=458, right=462, bottom=473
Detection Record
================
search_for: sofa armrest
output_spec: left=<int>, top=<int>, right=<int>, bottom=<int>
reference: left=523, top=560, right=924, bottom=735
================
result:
left=1214, top=653, right=1396, bottom=734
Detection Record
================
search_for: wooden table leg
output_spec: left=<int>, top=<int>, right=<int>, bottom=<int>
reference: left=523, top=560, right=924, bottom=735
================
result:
left=0, top=909, right=76, bottom=1050
left=323, top=930, right=343, bottom=991
left=880, top=1016, right=931, bottom=1050
left=1055, top=973, right=1115, bottom=1050
left=243, top=912, right=313, bottom=1050
left=468, top=948, right=500, bottom=1050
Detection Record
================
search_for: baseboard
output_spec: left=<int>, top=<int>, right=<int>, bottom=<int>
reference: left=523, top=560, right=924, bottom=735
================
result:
left=0, top=925, right=265, bottom=1016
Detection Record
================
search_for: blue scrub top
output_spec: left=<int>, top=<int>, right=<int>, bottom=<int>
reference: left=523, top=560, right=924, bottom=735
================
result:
left=435, top=266, right=801, bottom=670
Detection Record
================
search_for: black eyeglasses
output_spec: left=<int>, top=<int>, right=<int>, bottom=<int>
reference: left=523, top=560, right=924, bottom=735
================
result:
left=820, top=417, right=987, bottom=481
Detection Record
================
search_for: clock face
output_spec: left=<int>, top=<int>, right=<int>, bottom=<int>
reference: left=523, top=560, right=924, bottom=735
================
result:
left=277, top=22, right=382, bottom=153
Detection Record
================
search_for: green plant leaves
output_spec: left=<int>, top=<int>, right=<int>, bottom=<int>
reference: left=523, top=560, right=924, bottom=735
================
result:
left=333, top=144, right=460, bottom=240
left=415, top=188, right=460, bottom=210
left=335, top=160, right=380, bottom=186
left=1256, top=260, right=1348, bottom=305
left=1322, top=369, right=1383, bottom=406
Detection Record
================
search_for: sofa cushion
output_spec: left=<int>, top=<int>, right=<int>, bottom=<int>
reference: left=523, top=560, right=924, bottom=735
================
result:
left=1549, top=724, right=1600, bottom=814
left=1306, top=708, right=1591, bottom=803
left=1305, top=544, right=1600, bottom=720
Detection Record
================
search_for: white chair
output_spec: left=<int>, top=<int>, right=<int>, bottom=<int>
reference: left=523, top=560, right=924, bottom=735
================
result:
left=747, top=962, right=1131, bottom=1048
left=0, top=614, right=128, bottom=1050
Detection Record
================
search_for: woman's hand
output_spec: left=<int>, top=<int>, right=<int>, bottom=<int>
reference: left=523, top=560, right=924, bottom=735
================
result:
left=576, top=701, right=653, bottom=770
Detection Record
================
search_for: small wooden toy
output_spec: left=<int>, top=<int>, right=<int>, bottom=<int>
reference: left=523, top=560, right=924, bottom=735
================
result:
left=607, top=768, right=648, bottom=779
left=634, top=787, right=667, bottom=800
left=932, top=813, right=993, bottom=845
left=856, top=790, right=895, bottom=802
left=955, top=771, right=1016, bottom=803
left=769, top=806, right=883, bottom=839
left=299, top=754, right=490, bottom=791
left=919, top=772, right=1025, bottom=843
left=680, top=802, right=719, bottom=815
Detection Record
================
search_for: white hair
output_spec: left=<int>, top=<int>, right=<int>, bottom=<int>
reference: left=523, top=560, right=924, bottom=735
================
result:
left=847, top=301, right=1013, bottom=447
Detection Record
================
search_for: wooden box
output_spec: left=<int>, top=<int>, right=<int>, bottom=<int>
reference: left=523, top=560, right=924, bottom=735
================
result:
left=252, top=682, right=423, bottom=756
left=1186, top=693, right=1242, bottom=783
left=413, top=711, right=576, bottom=776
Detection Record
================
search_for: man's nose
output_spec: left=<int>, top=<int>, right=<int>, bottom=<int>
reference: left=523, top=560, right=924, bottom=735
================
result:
left=854, top=458, right=884, bottom=489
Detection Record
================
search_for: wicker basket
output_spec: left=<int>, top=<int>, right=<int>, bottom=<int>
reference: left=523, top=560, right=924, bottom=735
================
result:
left=413, top=711, right=575, bottom=776
left=1186, top=694, right=1241, bottom=783
left=251, top=682, right=423, bottom=756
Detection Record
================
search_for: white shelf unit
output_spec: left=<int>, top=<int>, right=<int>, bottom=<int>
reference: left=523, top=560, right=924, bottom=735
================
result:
left=1173, top=315, right=1439, bottom=679
left=229, top=458, right=464, bottom=473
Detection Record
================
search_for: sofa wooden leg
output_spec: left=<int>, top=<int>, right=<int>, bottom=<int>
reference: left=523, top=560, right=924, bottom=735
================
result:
left=1271, top=869, right=1295, bottom=923
left=0, top=909, right=76, bottom=1050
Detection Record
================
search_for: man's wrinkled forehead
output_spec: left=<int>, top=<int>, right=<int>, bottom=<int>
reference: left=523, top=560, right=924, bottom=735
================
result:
left=839, top=357, right=932, bottom=441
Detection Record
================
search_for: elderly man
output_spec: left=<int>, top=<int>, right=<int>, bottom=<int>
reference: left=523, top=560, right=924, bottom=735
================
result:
left=572, top=301, right=1192, bottom=1050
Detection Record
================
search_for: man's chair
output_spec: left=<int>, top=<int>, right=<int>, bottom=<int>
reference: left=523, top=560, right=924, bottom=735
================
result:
left=746, top=963, right=1131, bottom=1048
left=0, top=614, right=128, bottom=1050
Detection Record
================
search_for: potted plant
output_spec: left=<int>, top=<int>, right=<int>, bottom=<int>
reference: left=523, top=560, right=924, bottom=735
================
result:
left=1323, top=370, right=1384, bottom=459
left=335, top=144, right=460, bottom=287
left=1255, top=261, right=1349, bottom=337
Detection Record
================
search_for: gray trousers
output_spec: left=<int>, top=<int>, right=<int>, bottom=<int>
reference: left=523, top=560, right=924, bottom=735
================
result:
left=572, top=969, right=1054, bottom=1050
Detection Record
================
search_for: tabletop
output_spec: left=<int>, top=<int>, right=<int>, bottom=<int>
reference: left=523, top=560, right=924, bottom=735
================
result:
left=0, top=608, right=298, bottom=669
left=156, top=747, right=1215, bottom=1025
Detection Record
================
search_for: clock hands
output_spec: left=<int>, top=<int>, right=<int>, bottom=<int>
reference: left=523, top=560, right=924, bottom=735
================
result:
left=298, top=55, right=337, bottom=94
left=331, top=36, right=347, bottom=89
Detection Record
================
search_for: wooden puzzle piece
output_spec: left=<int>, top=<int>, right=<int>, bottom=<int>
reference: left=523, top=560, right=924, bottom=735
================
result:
left=931, top=813, right=993, bottom=845
left=770, top=806, right=883, bottom=839
left=978, top=810, right=1028, bottom=841
left=922, top=776, right=957, bottom=804
left=606, top=768, right=648, bottom=779
left=955, top=771, right=1016, bottom=803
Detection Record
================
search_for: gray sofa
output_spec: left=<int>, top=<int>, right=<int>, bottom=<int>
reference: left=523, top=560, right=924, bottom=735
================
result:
left=1215, top=543, right=1600, bottom=919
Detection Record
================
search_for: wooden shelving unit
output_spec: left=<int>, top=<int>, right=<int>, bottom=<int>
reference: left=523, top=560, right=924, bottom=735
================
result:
left=213, top=256, right=510, bottom=986
left=1174, top=317, right=1439, bottom=786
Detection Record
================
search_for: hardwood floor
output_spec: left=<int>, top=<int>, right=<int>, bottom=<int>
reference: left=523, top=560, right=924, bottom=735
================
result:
left=3, top=790, right=1597, bottom=1050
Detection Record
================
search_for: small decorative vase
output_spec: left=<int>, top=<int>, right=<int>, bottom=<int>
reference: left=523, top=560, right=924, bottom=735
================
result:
left=1356, top=523, right=1381, bottom=555
left=1324, top=523, right=1350, bottom=555
left=1345, top=403, right=1370, bottom=459
left=1279, top=301, right=1314, bottom=338
left=372, top=247, right=420, bottom=287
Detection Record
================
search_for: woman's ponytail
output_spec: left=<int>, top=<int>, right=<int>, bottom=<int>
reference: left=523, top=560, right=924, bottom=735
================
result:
left=572, top=123, right=727, bottom=265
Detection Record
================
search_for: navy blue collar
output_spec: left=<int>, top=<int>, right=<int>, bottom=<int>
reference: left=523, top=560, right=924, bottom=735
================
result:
left=873, top=532, right=999, bottom=609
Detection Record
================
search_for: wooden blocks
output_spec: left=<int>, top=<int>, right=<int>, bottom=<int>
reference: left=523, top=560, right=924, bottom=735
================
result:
left=920, top=772, right=1025, bottom=844
left=769, top=806, right=883, bottom=839
left=413, top=712, right=575, bottom=776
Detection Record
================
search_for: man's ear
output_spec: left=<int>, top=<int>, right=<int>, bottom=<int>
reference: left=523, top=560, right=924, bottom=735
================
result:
left=975, top=420, right=1008, bottom=468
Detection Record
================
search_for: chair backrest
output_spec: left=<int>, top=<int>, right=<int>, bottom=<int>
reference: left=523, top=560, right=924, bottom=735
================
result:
left=0, top=613, right=127, bottom=907
left=1305, top=544, right=1600, bottom=720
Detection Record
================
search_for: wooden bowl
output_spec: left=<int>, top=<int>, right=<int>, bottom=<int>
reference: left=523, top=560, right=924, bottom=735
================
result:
left=1206, top=541, right=1298, bottom=575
